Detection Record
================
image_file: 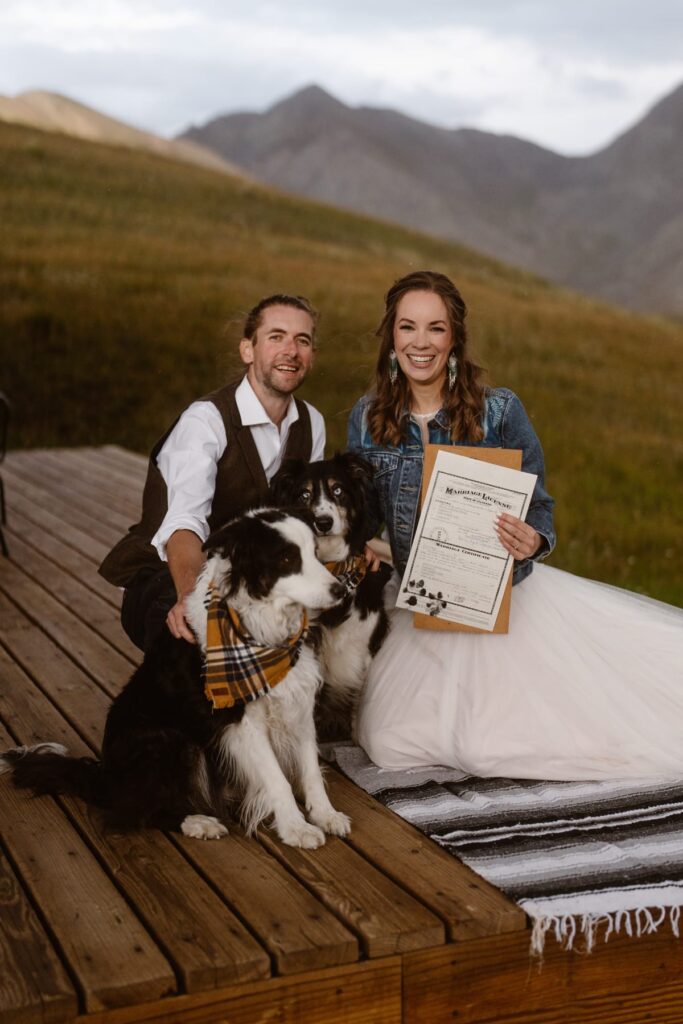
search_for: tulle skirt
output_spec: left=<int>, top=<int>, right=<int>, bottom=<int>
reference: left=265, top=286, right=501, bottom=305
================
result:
left=357, top=565, right=683, bottom=780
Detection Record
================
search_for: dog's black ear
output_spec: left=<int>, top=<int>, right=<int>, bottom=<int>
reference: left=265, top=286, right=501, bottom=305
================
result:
left=338, top=452, right=375, bottom=484
left=203, top=518, right=243, bottom=557
left=336, top=451, right=382, bottom=548
left=270, top=459, right=308, bottom=504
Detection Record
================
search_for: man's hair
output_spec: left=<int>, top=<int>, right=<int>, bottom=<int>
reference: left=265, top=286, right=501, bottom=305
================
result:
left=243, top=294, right=320, bottom=346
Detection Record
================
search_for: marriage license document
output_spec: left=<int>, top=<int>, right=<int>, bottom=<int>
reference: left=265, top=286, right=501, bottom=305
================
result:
left=396, top=449, right=537, bottom=631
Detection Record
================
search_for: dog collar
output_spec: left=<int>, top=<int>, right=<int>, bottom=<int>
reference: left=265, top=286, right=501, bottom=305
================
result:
left=324, top=554, right=368, bottom=595
left=202, top=587, right=308, bottom=710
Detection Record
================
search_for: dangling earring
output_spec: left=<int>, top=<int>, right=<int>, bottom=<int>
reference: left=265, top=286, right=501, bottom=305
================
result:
left=389, top=349, right=398, bottom=385
left=447, top=352, right=458, bottom=391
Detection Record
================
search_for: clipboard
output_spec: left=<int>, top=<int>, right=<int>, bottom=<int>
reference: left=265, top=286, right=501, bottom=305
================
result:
left=413, top=445, right=522, bottom=635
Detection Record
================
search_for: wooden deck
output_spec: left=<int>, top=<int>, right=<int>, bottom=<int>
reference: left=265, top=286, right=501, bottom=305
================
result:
left=0, top=446, right=682, bottom=1024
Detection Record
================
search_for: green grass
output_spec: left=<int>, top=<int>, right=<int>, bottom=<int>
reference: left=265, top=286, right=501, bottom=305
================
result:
left=1, top=122, right=681, bottom=603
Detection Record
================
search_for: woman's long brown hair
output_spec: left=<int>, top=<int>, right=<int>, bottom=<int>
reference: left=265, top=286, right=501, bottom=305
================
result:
left=367, top=271, right=486, bottom=445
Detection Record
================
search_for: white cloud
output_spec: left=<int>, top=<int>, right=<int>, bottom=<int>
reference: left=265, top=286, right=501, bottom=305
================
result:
left=0, top=1, right=681, bottom=153
left=0, top=0, right=198, bottom=53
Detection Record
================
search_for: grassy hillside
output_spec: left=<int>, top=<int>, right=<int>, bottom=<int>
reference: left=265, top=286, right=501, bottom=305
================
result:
left=1, top=121, right=681, bottom=603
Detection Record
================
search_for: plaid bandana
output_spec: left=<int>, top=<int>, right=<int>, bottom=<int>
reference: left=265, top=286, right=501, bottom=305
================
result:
left=202, top=586, right=308, bottom=710
left=324, top=554, right=368, bottom=595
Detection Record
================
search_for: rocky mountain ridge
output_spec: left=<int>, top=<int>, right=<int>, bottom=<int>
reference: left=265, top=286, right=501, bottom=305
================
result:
left=181, top=83, right=683, bottom=316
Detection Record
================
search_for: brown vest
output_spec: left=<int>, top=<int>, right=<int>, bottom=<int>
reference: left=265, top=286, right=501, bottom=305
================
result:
left=99, top=379, right=313, bottom=587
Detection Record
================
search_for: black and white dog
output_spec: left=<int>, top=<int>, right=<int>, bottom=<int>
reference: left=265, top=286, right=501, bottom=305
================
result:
left=1, top=510, right=351, bottom=849
left=271, top=453, right=392, bottom=738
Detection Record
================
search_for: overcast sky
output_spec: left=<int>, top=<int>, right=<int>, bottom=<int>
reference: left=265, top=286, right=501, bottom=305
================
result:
left=1, top=1, right=682, bottom=155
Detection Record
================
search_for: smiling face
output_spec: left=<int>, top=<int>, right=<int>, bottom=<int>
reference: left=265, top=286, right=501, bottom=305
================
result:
left=393, top=290, right=452, bottom=392
left=239, top=304, right=315, bottom=399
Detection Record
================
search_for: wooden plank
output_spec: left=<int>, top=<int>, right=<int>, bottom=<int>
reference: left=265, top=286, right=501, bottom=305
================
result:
left=47, top=445, right=144, bottom=491
left=0, top=718, right=79, bottom=1024
left=5, top=532, right=139, bottom=662
left=64, top=446, right=146, bottom=492
left=7, top=452, right=136, bottom=536
left=397, top=982, right=683, bottom=1024
left=7, top=451, right=134, bottom=533
left=174, top=827, right=359, bottom=975
left=4, top=485, right=110, bottom=565
left=72, top=804, right=272, bottom=994
left=0, top=847, right=78, bottom=1024
left=403, top=932, right=563, bottom=1024
left=0, top=643, right=84, bottom=755
left=432, top=984, right=683, bottom=1024
left=260, top=829, right=445, bottom=957
left=2, top=463, right=123, bottom=547
left=99, top=445, right=148, bottom=476
left=0, top=558, right=133, bottom=698
left=326, top=769, right=525, bottom=940
left=73, top=956, right=402, bottom=1024
left=0, top=639, right=272, bottom=996
left=0, top=591, right=113, bottom=750
left=20, top=449, right=141, bottom=518
left=0, top=781, right=176, bottom=1013
left=570, top=983, right=683, bottom=1024
left=401, top=927, right=683, bottom=1024
left=4, top=512, right=120, bottom=609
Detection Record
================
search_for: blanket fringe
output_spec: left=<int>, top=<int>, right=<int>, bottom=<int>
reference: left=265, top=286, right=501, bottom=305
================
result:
left=530, top=904, right=682, bottom=956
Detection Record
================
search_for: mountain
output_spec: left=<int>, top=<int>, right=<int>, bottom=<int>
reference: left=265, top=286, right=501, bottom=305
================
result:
left=0, top=90, right=247, bottom=178
left=180, top=83, right=683, bottom=316
left=534, top=83, right=683, bottom=312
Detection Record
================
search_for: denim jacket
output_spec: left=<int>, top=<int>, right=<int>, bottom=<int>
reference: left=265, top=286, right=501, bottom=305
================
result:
left=347, top=387, right=556, bottom=586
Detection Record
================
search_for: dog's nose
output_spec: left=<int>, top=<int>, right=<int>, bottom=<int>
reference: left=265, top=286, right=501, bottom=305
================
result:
left=330, top=581, right=346, bottom=602
left=315, top=515, right=333, bottom=534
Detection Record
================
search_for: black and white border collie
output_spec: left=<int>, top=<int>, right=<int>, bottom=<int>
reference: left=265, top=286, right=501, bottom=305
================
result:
left=270, top=453, right=392, bottom=739
left=1, top=510, right=351, bottom=849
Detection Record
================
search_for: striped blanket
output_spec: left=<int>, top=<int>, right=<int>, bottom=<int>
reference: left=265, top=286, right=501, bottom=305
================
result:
left=332, top=745, right=683, bottom=953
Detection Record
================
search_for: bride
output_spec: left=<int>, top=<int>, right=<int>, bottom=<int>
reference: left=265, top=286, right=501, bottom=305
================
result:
left=347, top=270, right=683, bottom=781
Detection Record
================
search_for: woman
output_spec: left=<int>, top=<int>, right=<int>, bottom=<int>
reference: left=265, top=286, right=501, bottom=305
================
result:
left=348, top=270, right=683, bottom=780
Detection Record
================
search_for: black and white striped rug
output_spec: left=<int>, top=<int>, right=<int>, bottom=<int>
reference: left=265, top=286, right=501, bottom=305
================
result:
left=331, top=745, right=683, bottom=953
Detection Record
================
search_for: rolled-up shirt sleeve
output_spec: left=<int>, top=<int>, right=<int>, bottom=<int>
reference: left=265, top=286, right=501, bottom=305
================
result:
left=151, top=402, right=227, bottom=560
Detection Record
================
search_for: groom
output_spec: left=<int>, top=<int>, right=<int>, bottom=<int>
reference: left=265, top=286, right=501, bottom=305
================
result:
left=99, top=293, right=325, bottom=651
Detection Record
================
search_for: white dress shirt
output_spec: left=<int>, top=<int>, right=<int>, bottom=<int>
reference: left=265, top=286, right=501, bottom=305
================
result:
left=151, top=376, right=325, bottom=559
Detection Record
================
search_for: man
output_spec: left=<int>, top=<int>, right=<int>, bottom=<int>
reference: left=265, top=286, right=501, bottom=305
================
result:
left=99, top=293, right=325, bottom=651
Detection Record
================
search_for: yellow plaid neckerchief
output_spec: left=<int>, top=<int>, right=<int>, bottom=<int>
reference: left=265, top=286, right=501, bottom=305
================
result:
left=202, top=586, right=308, bottom=710
left=324, top=554, right=368, bottom=594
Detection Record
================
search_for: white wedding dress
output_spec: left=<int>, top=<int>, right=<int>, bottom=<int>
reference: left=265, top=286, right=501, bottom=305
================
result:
left=357, top=565, right=683, bottom=780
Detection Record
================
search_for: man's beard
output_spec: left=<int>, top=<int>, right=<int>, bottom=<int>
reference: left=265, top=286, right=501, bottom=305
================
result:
left=262, top=364, right=304, bottom=396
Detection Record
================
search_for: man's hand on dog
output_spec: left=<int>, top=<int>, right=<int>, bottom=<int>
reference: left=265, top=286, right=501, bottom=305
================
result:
left=167, top=597, right=196, bottom=643
left=166, top=530, right=205, bottom=643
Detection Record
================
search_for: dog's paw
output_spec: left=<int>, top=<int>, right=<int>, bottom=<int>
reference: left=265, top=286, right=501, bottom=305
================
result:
left=180, top=814, right=229, bottom=840
left=277, top=819, right=326, bottom=849
left=309, top=807, right=352, bottom=837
